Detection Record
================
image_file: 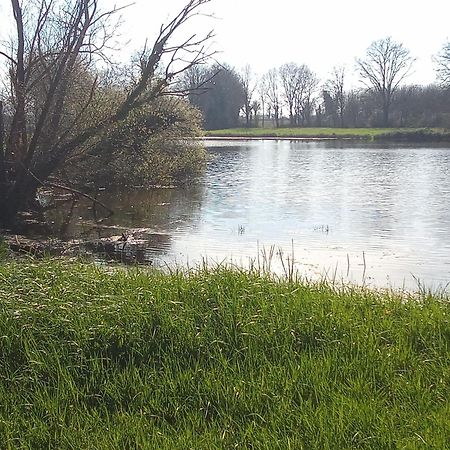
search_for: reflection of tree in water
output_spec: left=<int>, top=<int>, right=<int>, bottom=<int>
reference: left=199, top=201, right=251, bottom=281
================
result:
left=44, top=185, right=205, bottom=263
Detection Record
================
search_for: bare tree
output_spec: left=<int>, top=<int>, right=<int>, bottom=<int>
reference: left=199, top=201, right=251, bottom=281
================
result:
left=0, top=0, right=214, bottom=226
left=356, top=37, right=414, bottom=127
left=293, top=65, right=318, bottom=126
left=435, top=42, right=450, bottom=87
left=264, top=68, right=281, bottom=128
left=179, top=64, right=211, bottom=97
left=239, top=65, right=255, bottom=127
left=258, top=74, right=267, bottom=127
left=279, top=62, right=301, bottom=126
left=325, top=66, right=346, bottom=127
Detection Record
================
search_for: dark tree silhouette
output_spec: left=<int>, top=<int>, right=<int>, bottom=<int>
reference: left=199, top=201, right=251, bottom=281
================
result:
left=356, top=37, right=414, bottom=127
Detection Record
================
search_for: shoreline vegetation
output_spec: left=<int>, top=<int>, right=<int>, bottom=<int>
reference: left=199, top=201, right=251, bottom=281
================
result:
left=0, top=258, right=448, bottom=448
left=205, top=127, right=450, bottom=141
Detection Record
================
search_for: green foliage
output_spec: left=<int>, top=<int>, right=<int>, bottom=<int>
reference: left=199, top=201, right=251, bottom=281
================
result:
left=0, top=260, right=449, bottom=448
left=67, top=96, right=207, bottom=187
left=183, top=64, right=246, bottom=130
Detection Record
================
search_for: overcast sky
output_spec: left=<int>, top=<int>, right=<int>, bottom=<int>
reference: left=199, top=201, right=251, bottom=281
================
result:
left=1, top=0, right=449, bottom=86
left=115, top=0, right=450, bottom=86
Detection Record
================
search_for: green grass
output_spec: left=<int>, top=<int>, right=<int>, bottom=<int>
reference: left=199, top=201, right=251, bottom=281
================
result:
left=0, top=259, right=449, bottom=448
left=205, top=127, right=450, bottom=141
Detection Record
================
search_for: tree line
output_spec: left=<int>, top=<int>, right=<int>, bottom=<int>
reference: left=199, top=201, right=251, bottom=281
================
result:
left=181, top=38, right=450, bottom=130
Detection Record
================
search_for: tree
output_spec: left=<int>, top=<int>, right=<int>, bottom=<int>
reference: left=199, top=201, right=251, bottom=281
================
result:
left=264, top=68, right=281, bottom=128
left=68, top=96, right=206, bottom=187
left=239, top=65, right=255, bottom=127
left=0, top=0, right=214, bottom=227
left=435, top=42, right=450, bottom=87
left=279, top=62, right=301, bottom=126
left=356, top=37, right=414, bottom=127
left=324, top=66, right=346, bottom=127
left=389, top=84, right=450, bottom=128
left=251, top=100, right=261, bottom=127
left=258, top=75, right=267, bottom=127
left=293, top=65, right=318, bottom=126
left=181, top=63, right=245, bottom=130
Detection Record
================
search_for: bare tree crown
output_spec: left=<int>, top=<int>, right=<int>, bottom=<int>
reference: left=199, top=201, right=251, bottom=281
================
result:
left=356, top=37, right=414, bottom=95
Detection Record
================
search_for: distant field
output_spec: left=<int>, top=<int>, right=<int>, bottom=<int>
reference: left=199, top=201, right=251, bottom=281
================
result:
left=205, top=127, right=450, bottom=140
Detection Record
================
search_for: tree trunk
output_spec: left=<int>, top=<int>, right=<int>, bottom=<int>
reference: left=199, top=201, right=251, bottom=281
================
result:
left=0, top=101, right=5, bottom=185
left=339, top=110, right=344, bottom=128
left=0, top=173, right=40, bottom=227
left=382, top=92, right=391, bottom=127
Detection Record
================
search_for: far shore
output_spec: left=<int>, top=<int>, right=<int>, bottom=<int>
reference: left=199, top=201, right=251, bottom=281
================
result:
left=204, top=127, right=450, bottom=142
left=203, top=135, right=356, bottom=141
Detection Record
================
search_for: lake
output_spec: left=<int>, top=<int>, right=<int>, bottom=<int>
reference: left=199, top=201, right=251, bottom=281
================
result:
left=49, top=139, right=450, bottom=291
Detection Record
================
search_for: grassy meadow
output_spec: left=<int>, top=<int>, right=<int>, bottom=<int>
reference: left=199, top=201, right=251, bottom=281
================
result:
left=205, top=127, right=450, bottom=141
left=0, top=259, right=449, bottom=448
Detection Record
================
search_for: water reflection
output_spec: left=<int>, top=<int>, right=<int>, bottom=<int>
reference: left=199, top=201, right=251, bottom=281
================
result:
left=47, top=140, right=450, bottom=290
left=45, top=185, right=205, bottom=264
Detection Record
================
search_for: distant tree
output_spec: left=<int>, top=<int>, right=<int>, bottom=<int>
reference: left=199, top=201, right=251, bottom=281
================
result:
left=264, top=68, right=281, bottom=127
left=279, top=62, right=301, bottom=126
left=315, top=104, right=323, bottom=127
left=390, top=84, right=450, bottom=128
left=356, top=37, right=414, bottom=127
left=293, top=65, right=318, bottom=126
left=391, top=85, right=422, bottom=126
left=182, top=64, right=245, bottom=130
left=179, top=65, right=212, bottom=102
left=325, top=66, right=346, bottom=127
left=435, top=42, right=450, bottom=87
left=322, top=90, right=336, bottom=126
left=251, top=100, right=261, bottom=127
left=258, top=75, right=267, bottom=127
left=239, top=65, right=256, bottom=127
left=344, top=90, right=362, bottom=127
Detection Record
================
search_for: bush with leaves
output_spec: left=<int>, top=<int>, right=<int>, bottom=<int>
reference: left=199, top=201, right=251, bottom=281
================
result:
left=64, top=96, right=207, bottom=187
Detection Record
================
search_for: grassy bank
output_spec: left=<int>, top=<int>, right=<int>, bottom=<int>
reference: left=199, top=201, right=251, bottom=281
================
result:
left=205, top=127, right=450, bottom=141
left=0, top=260, right=449, bottom=449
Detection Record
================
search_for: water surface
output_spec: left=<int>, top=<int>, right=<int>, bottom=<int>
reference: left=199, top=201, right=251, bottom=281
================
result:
left=50, top=140, right=450, bottom=291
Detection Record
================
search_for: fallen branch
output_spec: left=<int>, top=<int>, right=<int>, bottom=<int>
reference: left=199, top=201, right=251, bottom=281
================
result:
left=44, top=181, right=114, bottom=217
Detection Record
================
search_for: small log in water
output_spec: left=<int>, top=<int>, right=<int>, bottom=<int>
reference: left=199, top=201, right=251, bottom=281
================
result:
left=2, top=232, right=160, bottom=265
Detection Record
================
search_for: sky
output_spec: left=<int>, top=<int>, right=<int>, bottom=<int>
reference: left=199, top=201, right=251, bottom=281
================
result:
left=112, top=0, right=450, bottom=87
left=1, top=0, right=450, bottom=87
